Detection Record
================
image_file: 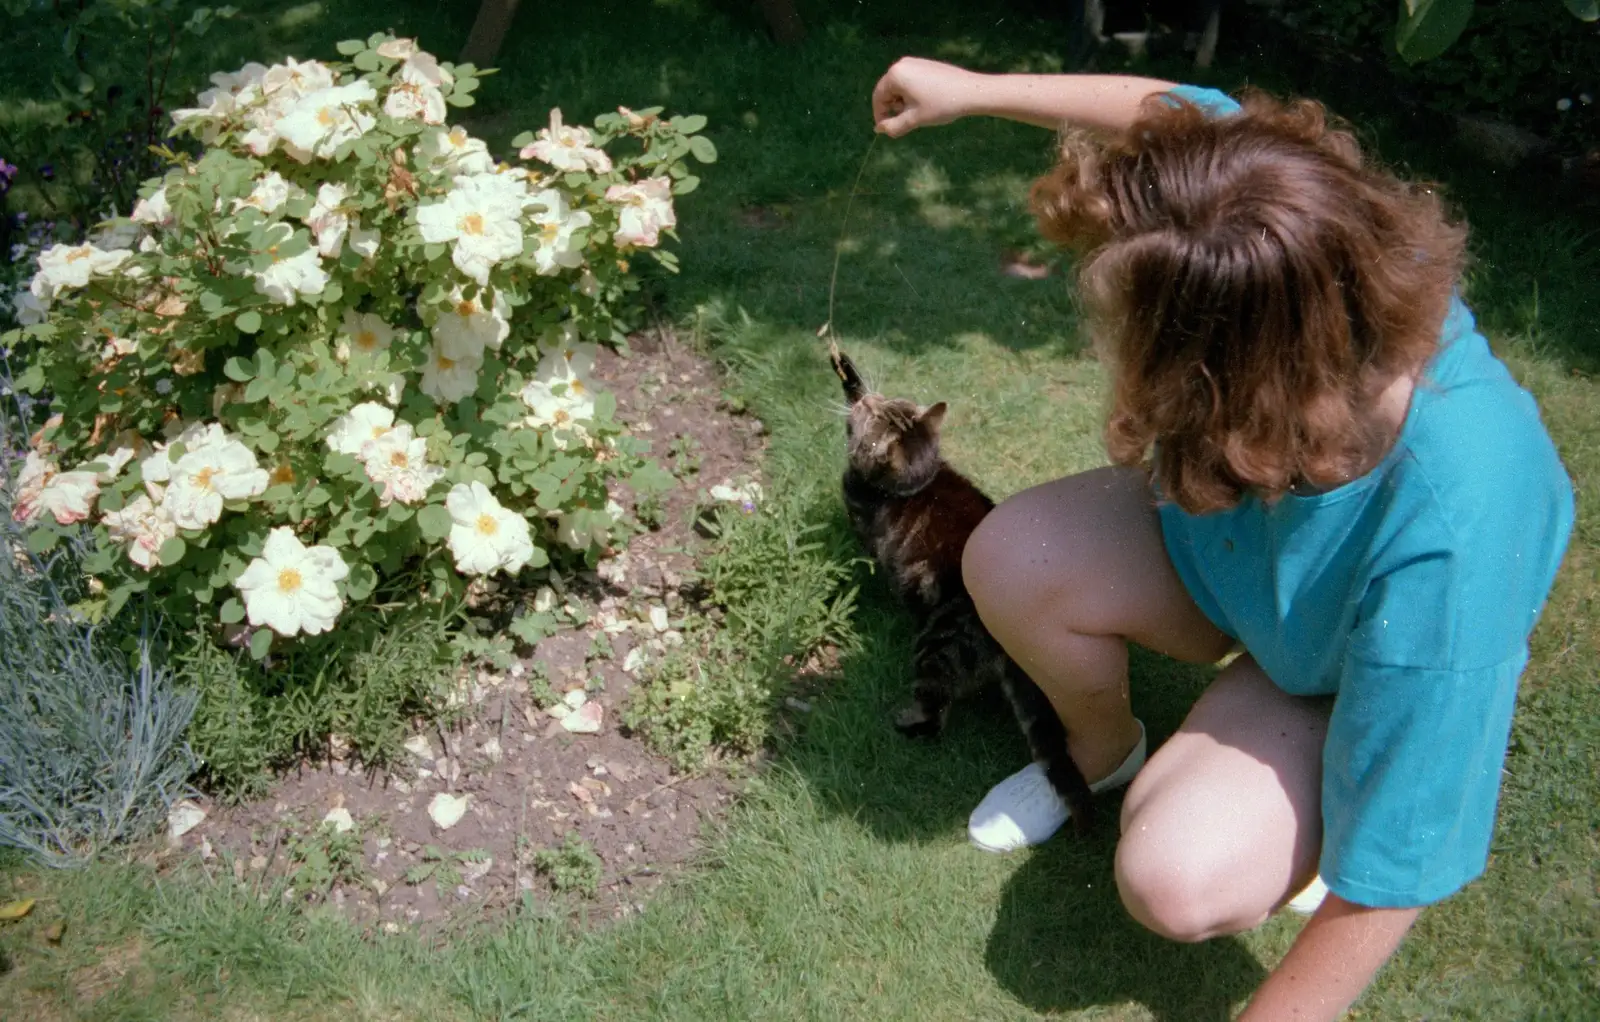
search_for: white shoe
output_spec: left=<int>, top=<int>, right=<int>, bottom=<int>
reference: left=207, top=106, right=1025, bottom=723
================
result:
left=1286, top=875, right=1328, bottom=915
left=968, top=720, right=1148, bottom=853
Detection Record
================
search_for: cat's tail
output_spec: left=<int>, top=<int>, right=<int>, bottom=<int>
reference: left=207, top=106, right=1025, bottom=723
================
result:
left=830, top=346, right=867, bottom=404
left=1000, top=661, right=1098, bottom=835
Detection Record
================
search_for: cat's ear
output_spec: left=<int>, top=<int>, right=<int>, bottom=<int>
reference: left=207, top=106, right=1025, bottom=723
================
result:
left=919, top=402, right=948, bottom=435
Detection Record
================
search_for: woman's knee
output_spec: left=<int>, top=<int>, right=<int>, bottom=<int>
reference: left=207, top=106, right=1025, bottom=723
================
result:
left=1114, top=818, right=1272, bottom=943
left=962, top=467, right=1126, bottom=629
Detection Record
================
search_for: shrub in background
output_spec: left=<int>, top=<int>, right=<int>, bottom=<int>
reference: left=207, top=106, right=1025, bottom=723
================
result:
left=3, top=30, right=710, bottom=792
left=1284, top=0, right=1600, bottom=155
left=6, top=31, right=704, bottom=649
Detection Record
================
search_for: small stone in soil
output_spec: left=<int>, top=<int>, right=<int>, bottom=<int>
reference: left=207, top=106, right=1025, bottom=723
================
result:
left=480, top=737, right=504, bottom=764
left=167, top=800, right=206, bottom=839
left=404, top=735, right=437, bottom=761
left=323, top=807, right=355, bottom=833
left=649, top=605, right=670, bottom=632
left=563, top=689, right=589, bottom=710
left=562, top=701, right=603, bottom=734
left=428, top=793, right=470, bottom=830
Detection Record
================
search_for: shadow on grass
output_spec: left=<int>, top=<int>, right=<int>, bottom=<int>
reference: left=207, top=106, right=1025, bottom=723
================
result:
left=984, top=839, right=1269, bottom=1020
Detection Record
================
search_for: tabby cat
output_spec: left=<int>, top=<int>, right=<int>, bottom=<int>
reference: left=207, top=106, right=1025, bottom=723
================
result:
left=830, top=347, right=1096, bottom=832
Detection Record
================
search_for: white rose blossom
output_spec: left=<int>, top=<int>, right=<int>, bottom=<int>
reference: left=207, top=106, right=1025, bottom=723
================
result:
left=361, top=423, right=444, bottom=506
left=384, top=52, right=450, bottom=125
left=376, top=38, right=418, bottom=60
left=336, top=310, right=397, bottom=361
left=170, top=62, right=269, bottom=140
left=32, top=469, right=101, bottom=525
left=102, top=495, right=178, bottom=571
left=606, top=176, right=676, bottom=248
left=304, top=182, right=351, bottom=256
left=30, top=243, right=131, bottom=301
left=274, top=81, right=378, bottom=162
left=529, top=188, right=591, bottom=276
left=253, top=225, right=329, bottom=305
left=418, top=343, right=483, bottom=404
left=445, top=481, right=535, bottom=575
left=431, top=286, right=510, bottom=360
left=519, top=360, right=596, bottom=447
left=234, top=526, right=349, bottom=636
left=131, top=185, right=173, bottom=226
left=415, top=172, right=529, bottom=285
left=162, top=431, right=270, bottom=530
left=233, top=171, right=298, bottom=215
left=536, top=336, right=597, bottom=381
left=519, top=107, right=612, bottom=173
left=417, top=126, right=495, bottom=175
left=237, top=58, right=337, bottom=157
left=325, top=402, right=397, bottom=456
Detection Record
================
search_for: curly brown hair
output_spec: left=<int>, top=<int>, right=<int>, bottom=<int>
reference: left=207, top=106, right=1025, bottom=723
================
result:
left=1031, top=88, right=1469, bottom=514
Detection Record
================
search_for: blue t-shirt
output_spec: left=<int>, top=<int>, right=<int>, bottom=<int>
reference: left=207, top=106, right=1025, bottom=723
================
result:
left=1156, top=85, right=1577, bottom=909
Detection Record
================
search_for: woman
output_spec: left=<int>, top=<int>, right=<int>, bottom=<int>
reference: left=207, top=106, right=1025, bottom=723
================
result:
left=870, top=57, right=1575, bottom=1020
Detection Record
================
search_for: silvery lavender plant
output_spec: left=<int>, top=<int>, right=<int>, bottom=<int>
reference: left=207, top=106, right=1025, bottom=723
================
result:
left=0, top=351, right=197, bottom=867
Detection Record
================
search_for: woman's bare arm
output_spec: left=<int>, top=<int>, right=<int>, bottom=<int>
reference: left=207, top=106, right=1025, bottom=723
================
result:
left=871, top=57, right=1179, bottom=137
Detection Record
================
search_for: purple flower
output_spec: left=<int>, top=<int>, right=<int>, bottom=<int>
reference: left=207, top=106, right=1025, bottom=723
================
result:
left=38, top=164, right=54, bottom=181
left=0, top=159, right=16, bottom=181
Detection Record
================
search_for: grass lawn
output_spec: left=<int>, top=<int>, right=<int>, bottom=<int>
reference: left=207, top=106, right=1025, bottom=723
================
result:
left=2, top=2, right=1597, bottom=1020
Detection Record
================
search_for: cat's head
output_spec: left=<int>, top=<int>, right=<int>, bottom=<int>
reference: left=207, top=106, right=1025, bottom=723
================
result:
left=844, top=390, right=948, bottom=495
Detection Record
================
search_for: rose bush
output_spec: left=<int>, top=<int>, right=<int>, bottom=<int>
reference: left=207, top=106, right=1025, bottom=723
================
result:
left=3, top=31, right=707, bottom=661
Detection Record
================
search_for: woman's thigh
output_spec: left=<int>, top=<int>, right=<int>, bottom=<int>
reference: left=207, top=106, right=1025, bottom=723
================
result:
left=963, top=465, right=1235, bottom=665
left=1114, top=654, right=1331, bottom=942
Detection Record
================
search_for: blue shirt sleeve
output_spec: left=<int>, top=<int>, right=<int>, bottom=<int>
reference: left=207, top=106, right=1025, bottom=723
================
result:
left=1162, top=84, right=1242, bottom=118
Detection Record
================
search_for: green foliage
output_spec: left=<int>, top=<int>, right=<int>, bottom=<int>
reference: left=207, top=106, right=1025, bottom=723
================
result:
left=530, top=831, right=601, bottom=897
left=1293, top=0, right=1600, bottom=153
left=1395, top=0, right=1479, bottom=64
left=1395, top=0, right=1595, bottom=65
left=287, top=820, right=364, bottom=896
left=405, top=844, right=487, bottom=896
left=175, top=607, right=455, bottom=801
left=624, top=493, right=861, bottom=771
left=0, top=0, right=239, bottom=237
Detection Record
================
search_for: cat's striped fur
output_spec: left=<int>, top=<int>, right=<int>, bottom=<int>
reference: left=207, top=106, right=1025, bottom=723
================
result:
left=831, top=348, right=1096, bottom=833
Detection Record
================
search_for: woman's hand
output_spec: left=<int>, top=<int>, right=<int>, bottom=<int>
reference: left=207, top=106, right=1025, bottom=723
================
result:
left=871, top=57, right=980, bottom=137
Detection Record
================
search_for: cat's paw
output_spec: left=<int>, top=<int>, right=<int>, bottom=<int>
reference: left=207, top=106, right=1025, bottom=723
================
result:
left=894, top=704, right=943, bottom=738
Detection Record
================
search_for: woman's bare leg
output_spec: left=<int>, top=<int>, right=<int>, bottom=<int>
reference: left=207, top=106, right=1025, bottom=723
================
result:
left=962, top=465, right=1235, bottom=783
left=1115, top=653, right=1329, bottom=941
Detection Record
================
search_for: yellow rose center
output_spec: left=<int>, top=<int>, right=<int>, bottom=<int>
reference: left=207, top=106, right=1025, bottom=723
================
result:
left=389, top=450, right=409, bottom=468
left=370, top=425, right=390, bottom=439
left=459, top=212, right=486, bottom=236
left=456, top=299, right=477, bottom=317
left=277, top=567, right=303, bottom=593
left=541, top=223, right=560, bottom=243
left=193, top=466, right=217, bottom=491
left=436, top=354, right=456, bottom=371
left=356, top=330, right=378, bottom=350
left=270, top=464, right=295, bottom=485
left=448, top=128, right=468, bottom=148
left=475, top=513, right=498, bottom=536
left=553, top=410, right=570, bottom=426
left=316, top=107, right=336, bottom=127
left=66, top=247, right=93, bottom=263
left=569, top=379, right=586, bottom=397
